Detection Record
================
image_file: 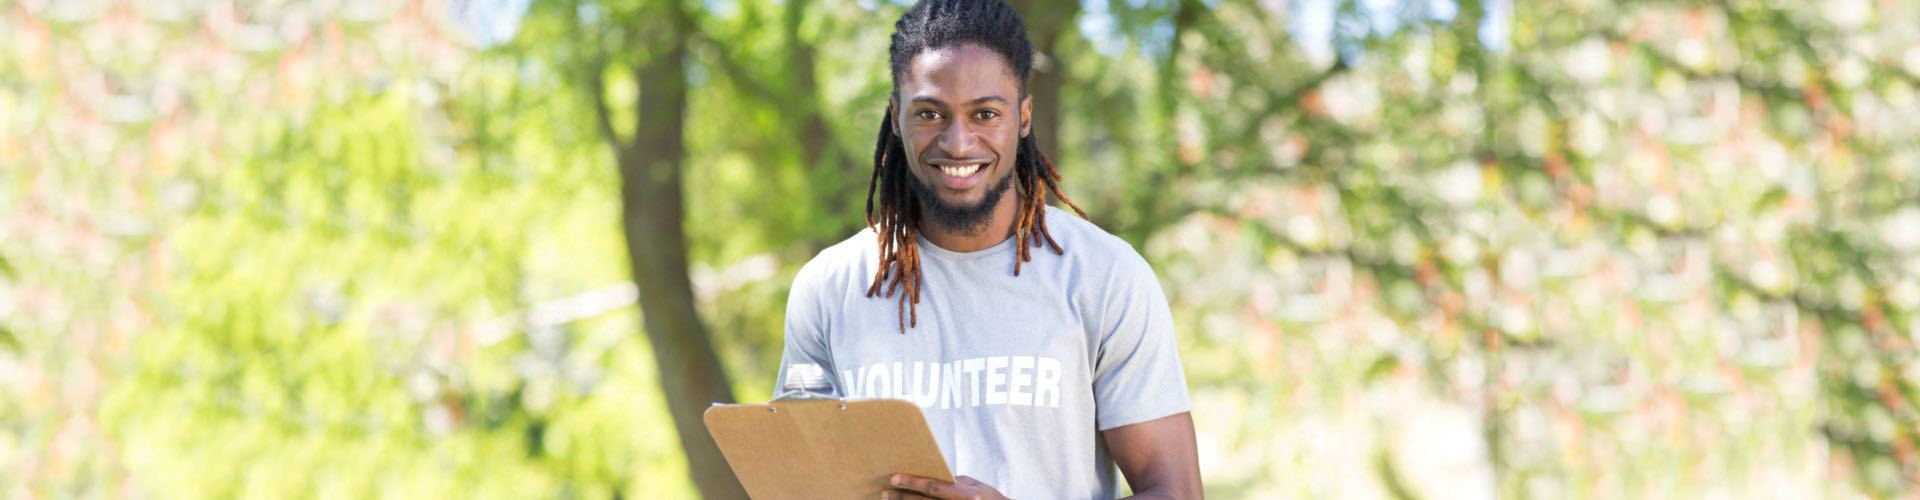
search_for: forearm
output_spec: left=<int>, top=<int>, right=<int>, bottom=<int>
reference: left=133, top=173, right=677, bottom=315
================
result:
left=1117, top=480, right=1202, bottom=500
left=1117, top=488, right=1183, bottom=500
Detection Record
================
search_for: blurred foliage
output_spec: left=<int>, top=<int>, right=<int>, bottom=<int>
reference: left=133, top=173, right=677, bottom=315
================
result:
left=3, top=0, right=1917, bottom=498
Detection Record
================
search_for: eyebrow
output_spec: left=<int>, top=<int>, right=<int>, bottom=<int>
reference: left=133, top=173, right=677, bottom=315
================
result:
left=910, top=95, right=1009, bottom=108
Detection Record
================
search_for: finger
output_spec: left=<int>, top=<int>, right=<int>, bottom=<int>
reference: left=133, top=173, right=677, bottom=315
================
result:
left=889, top=474, right=954, bottom=498
left=881, top=489, right=938, bottom=500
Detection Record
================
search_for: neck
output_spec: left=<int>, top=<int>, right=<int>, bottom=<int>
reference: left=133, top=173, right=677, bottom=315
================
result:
left=919, top=189, right=1024, bottom=253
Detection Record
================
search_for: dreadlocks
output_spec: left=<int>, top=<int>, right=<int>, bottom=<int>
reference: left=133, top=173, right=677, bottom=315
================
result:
left=866, top=0, right=1088, bottom=333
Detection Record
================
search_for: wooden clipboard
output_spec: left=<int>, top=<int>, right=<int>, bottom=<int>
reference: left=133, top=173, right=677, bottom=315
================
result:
left=703, top=399, right=954, bottom=500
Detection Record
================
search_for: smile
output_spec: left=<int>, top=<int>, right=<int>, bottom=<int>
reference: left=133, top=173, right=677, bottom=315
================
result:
left=938, top=164, right=986, bottom=178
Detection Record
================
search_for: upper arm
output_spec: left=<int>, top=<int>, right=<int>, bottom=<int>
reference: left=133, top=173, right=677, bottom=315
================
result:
left=1103, top=412, right=1202, bottom=500
left=1091, top=250, right=1191, bottom=430
left=775, top=260, right=841, bottom=396
left=1090, top=243, right=1198, bottom=498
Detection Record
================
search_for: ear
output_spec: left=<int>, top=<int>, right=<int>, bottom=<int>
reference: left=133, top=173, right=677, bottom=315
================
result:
left=1020, top=94, right=1033, bottom=138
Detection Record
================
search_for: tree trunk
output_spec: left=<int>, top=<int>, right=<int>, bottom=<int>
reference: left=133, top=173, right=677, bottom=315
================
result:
left=609, top=2, right=748, bottom=498
left=790, top=47, right=863, bottom=247
left=1016, top=0, right=1080, bottom=157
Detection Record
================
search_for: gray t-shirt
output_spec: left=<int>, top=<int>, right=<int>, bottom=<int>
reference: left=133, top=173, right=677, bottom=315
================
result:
left=776, top=205, right=1191, bottom=500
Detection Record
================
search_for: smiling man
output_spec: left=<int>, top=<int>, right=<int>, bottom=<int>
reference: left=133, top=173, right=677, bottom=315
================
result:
left=774, top=1, right=1201, bottom=499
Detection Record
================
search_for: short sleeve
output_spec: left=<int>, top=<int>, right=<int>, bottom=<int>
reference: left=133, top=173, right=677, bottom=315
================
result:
left=774, top=260, right=843, bottom=397
left=1090, top=250, right=1192, bottom=430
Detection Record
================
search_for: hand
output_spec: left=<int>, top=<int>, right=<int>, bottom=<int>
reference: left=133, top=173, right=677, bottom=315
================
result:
left=881, top=473, right=1009, bottom=500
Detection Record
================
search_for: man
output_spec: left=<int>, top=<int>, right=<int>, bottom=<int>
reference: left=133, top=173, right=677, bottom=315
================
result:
left=775, top=1, right=1201, bottom=498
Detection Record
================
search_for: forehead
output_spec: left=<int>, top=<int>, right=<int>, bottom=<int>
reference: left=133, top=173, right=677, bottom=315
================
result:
left=898, top=43, right=1020, bottom=101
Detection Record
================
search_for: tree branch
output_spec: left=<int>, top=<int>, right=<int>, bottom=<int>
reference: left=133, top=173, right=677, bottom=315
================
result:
left=687, top=29, right=786, bottom=106
left=584, top=56, right=628, bottom=156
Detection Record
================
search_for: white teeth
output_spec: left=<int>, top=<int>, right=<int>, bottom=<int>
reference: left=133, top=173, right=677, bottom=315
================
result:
left=940, top=164, right=982, bottom=177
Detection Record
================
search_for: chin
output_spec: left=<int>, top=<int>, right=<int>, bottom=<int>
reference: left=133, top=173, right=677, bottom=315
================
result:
left=939, top=193, right=989, bottom=209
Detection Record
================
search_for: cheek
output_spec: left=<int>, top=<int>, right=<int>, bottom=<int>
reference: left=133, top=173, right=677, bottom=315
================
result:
left=909, top=128, right=941, bottom=152
left=997, top=128, right=1021, bottom=163
left=898, top=131, right=930, bottom=162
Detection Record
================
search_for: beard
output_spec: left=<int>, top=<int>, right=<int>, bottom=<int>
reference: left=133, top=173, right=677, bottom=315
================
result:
left=908, top=164, right=1016, bottom=236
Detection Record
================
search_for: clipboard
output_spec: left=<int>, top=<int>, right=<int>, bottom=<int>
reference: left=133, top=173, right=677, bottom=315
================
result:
left=703, top=399, right=954, bottom=499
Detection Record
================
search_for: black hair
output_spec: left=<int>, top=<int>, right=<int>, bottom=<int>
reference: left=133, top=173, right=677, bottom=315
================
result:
left=886, top=0, right=1035, bottom=92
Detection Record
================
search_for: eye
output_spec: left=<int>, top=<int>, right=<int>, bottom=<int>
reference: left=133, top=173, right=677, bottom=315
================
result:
left=916, top=109, right=941, bottom=121
left=973, top=110, right=999, bottom=120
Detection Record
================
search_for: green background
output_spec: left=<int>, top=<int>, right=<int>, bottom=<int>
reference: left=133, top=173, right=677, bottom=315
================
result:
left=4, top=0, right=1918, bottom=498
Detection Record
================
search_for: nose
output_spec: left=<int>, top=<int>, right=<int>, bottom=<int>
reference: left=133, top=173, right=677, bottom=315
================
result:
left=935, top=116, right=980, bottom=158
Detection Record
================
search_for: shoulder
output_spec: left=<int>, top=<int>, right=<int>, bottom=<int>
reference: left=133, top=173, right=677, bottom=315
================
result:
left=1044, top=205, right=1152, bottom=274
left=793, top=227, right=879, bottom=291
